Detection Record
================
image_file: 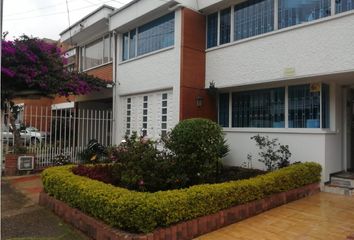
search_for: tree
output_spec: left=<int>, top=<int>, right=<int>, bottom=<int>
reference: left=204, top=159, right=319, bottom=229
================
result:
left=1, top=35, right=110, bottom=148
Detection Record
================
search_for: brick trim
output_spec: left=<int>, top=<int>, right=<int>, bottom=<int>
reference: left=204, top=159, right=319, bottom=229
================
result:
left=39, top=183, right=320, bottom=240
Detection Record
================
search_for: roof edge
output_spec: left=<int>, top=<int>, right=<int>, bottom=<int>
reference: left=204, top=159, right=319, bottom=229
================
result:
left=60, top=5, right=115, bottom=36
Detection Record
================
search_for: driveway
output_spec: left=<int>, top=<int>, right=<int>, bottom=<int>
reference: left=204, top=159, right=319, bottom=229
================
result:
left=1, top=175, right=87, bottom=240
left=196, top=192, right=354, bottom=240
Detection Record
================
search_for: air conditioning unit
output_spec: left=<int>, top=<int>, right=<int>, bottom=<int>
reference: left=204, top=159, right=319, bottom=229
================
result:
left=17, top=156, right=34, bottom=171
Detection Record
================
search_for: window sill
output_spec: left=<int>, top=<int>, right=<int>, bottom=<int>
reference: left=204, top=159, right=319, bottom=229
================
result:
left=222, top=127, right=338, bottom=135
left=206, top=10, right=354, bottom=53
left=119, top=46, right=174, bottom=65
left=82, top=61, right=113, bottom=72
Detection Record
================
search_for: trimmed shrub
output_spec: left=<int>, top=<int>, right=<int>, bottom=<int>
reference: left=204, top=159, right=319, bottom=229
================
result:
left=42, top=162, right=321, bottom=234
left=163, top=118, right=229, bottom=185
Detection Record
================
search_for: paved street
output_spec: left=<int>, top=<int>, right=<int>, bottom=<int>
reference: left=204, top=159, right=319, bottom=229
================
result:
left=1, top=175, right=87, bottom=240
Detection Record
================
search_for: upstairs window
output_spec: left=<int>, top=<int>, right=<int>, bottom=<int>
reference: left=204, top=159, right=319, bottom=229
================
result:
left=278, top=0, right=331, bottom=29
left=220, top=8, right=231, bottom=45
left=80, top=34, right=113, bottom=71
left=122, top=12, right=175, bottom=61
left=207, top=13, right=218, bottom=48
left=234, top=0, right=274, bottom=41
left=336, top=0, right=354, bottom=13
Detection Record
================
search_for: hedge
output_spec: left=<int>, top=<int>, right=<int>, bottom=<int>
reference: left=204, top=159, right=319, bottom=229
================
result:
left=41, top=162, right=321, bottom=233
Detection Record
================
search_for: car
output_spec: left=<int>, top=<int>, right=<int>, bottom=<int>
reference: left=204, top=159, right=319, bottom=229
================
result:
left=2, top=125, right=49, bottom=145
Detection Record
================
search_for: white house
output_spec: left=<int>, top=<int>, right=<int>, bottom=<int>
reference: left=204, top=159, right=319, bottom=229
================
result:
left=60, top=0, right=354, bottom=183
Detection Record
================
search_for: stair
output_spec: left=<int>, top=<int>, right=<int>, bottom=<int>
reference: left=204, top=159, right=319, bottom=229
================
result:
left=323, top=171, right=354, bottom=196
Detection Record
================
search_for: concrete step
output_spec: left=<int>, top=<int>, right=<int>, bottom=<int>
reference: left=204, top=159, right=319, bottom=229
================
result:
left=330, top=177, right=354, bottom=188
left=323, top=184, right=353, bottom=196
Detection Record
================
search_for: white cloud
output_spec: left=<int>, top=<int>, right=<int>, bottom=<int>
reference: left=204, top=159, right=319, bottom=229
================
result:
left=3, top=0, right=133, bottom=40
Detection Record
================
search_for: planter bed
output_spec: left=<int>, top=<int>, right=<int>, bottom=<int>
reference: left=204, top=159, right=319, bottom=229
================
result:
left=40, top=163, right=321, bottom=239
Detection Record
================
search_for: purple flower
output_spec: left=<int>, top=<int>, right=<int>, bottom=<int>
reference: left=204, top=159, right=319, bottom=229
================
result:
left=1, top=67, right=15, bottom=77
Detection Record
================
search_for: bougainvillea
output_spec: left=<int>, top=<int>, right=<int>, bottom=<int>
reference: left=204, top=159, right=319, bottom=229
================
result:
left=1, top=35, right=109, bottom=102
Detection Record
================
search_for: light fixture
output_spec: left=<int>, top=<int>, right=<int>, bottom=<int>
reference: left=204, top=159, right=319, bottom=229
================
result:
left=196, top=96, right=204, bottom=108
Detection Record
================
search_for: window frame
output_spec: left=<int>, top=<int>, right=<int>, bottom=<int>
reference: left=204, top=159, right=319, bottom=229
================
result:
left=121, top=12, right=175, bottom=62
left=80, top=33, right=113, bottom=71
left=218, top=83, right=331, bottom=130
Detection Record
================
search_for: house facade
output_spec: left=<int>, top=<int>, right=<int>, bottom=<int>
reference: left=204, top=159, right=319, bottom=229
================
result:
left=59, top=0, right=354, bottom=182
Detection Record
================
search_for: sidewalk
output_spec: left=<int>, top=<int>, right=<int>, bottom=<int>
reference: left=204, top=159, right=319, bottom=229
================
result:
left=1, top=174, right=87, bottom=240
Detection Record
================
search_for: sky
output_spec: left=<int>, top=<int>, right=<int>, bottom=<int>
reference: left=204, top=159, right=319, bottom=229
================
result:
left=3, top=0, right=133, bottom=41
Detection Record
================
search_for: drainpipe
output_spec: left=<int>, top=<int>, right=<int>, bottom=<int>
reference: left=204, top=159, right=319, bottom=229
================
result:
left=112, top=30, right=118, bottom=145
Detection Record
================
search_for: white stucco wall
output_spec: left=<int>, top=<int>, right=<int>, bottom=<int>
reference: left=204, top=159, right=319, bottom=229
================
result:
left=114, top=9, right=182, bottom=141
left=206, top=12, right=354, bottom=88
left=224, top=131, right=329, bottom=181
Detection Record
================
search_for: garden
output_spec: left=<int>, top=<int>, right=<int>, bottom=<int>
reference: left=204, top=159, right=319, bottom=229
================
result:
left=41, top=118, right=322, bottom=237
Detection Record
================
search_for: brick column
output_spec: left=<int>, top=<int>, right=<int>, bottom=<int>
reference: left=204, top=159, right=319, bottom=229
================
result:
left=5, top=154, right=18, bottom=176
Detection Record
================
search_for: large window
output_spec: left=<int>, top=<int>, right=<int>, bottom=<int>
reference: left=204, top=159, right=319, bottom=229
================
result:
left=122, top=12, right=175, bottom=61
left=219, top=84, right=330, bottom=129
left=207, top=0, right=349, bottom=48
left=234, top=0, right=274, bottom=41
left=278, top=0, right=331, bottom=29
left=81, top=34, right=113, bottom=70
left=232, top=88, right=285, bottom=128
left=336, top=0, right=354, bottom=13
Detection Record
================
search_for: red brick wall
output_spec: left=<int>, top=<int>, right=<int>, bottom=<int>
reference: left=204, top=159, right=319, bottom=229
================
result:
left=85, top=63, right=113, bottom=82
left=179, top=8, right=217, bottom=121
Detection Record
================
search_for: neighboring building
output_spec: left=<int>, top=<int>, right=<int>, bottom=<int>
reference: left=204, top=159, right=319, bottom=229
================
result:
left=107, top=0, right=354, bottom=182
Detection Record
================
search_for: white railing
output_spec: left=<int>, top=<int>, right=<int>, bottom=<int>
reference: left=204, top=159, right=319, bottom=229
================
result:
left=2, top=105, right=113, bottom=167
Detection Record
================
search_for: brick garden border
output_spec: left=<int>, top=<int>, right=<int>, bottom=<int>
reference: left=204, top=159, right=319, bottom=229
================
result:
left=39, top=182, right=320, bottom=240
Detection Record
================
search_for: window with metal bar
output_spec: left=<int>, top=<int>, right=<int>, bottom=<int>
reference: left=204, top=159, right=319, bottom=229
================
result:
left=234, top=0, right=274, bottom=41
left=288, top=84, right=321, bottom=128
left=278, top=0, right=331, bottom=29
left=336, top=0, right=354, bottom=13
left=122, top=13, right=175, bottom=61
left=218, top=93, right=229, bottom=127
left=232, top=88, right=285, bottom=128
left=220, top=8, right=231, bottom=45
left=207, top=12, right=218, bottom=48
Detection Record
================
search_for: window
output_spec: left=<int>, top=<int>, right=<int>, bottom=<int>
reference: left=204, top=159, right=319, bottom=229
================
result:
left=122, top=13, right=175, bottom=61
left=142, top=96, right=148, bottom=136
left=207, top=13, right=218, bottom=48
left=278, top=0, right=331, bottom=29
left=336, top=0, right=354, bottom=13
left=218, top=93, right=229, bottom=127
left=84, top=39, right=103, bottom=69
left=126, top=98, right=131, bottom=135
left=63, top=48, right=76, bottom=72
left=232, top=88, right=285, bottom=128
left=220, top=8, right=231, bottom=45
left=161, top=93, right=168, bottom=136
left=81, top=34, right=113, bottom=70
left=234, top=0, right=274, bottom=41
left=288, top=84, right=325, bottom=128
left=322, top=84, right=330, bottom=128
left=129, top=29, right=137, bottom=59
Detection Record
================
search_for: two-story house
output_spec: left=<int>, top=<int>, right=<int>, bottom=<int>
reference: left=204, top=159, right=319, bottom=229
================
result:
left=58, top=0, right=354, bottom=182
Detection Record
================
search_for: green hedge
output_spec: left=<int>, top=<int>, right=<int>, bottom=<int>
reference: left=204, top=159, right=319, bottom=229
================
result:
left=41, top=162, right=321, bottom=233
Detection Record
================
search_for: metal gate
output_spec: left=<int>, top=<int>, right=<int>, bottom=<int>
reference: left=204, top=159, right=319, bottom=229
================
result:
left=2, top=105, right=113, bottom=167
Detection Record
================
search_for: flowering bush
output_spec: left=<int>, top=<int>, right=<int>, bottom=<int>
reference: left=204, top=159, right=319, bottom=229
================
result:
left=72, top=164, right=118, bottom=184
left=1, top=35, right=108, bottom=103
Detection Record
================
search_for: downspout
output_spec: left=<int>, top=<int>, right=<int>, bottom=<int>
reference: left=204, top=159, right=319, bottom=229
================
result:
left=112, top=29, right=118, bottom=145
